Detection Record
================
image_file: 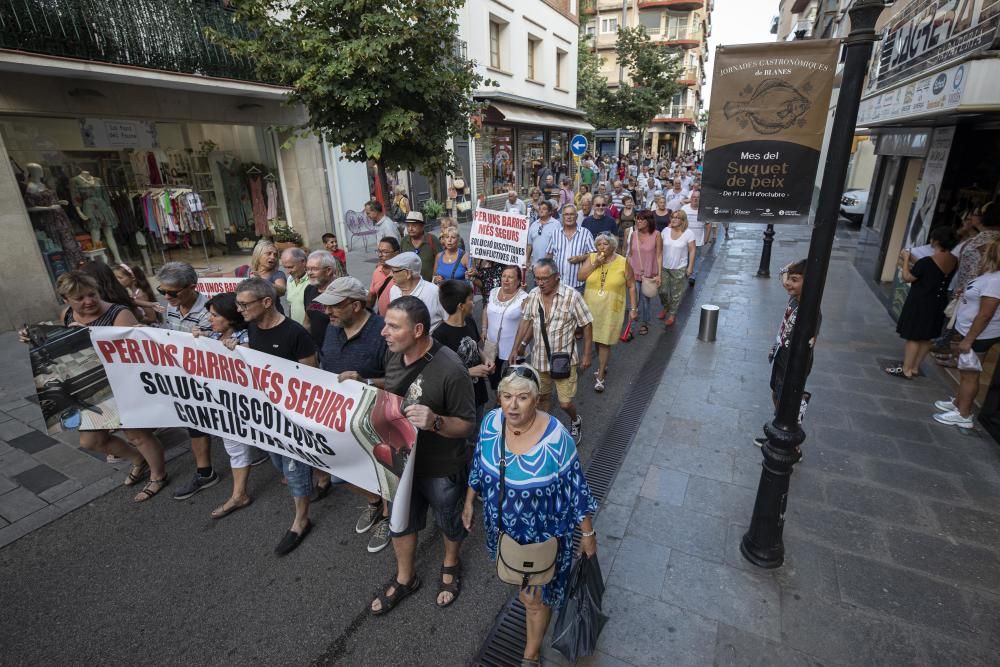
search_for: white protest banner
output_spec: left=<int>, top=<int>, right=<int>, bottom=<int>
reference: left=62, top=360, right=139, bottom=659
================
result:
left=197, top=277, right=243, bottom=296
left=90, top=327, right=417, bottom=531
left=469, top=207, right=529, bottom=266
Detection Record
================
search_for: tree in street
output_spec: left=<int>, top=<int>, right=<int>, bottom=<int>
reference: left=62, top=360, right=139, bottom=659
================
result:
left=209, top=0, right=486, bottom=188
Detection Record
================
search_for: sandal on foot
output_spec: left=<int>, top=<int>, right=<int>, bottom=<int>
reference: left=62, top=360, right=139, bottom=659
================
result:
left=883, top=366, right=912, bottom=379
left=211, top=497, right=253, bottom=519
left=371, top=574, right=422, bottom=616
left=639, top=324, right=649, bottom=335
left=437, top=562, right=462, bottom=608
left=594, top=377, right=606, bottom=393
left=134, top=476, right=168, bottom=503
left=124, top=461, right=149, bottom=487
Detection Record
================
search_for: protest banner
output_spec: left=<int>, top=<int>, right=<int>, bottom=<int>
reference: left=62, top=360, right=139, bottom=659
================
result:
left=468, top=207, right=529, bottom=266
left=24, top=323, right=121, bottom=434
left=197, top=277, right=243, bottom=295
left=701, top=40, right=840, bottom=224
left=90, top=327, right=418, bottom=530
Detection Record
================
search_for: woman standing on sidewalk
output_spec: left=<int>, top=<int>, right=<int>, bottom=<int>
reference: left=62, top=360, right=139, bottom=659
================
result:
left=933, top=239, right=1000, bottom=429
left=659, top=209, right=697, bottom=327
left=626, top=210, right=663, bottom=336
left=21, top=271, right=167, bottom=502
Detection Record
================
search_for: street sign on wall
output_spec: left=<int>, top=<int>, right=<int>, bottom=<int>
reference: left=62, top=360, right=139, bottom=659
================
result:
left=700, top=40, right=841, bottom=225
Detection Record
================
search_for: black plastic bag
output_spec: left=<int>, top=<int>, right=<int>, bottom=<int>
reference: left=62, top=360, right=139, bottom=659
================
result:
left=550, top=554, right=609, bottom=661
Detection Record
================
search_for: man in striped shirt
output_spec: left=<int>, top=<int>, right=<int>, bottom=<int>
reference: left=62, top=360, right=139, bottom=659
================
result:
left=546, top=204, right=595, bottom=293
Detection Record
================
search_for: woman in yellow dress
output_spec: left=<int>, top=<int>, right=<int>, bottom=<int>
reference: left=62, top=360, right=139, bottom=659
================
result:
left=578, top=232, right=638, bottom=393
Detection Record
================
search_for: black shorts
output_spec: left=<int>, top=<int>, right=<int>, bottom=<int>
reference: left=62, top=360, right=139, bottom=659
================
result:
left=186, top=427, right=210, bottom=439
left=390, top=472, right=468, bottom=541
left=972, top=336, right=1000, bottom=354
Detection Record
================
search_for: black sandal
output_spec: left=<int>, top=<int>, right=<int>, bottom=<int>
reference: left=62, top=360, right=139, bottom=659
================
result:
left=371, top=574, right=422, bottom=616
left=437, top=562, right=462, bottom=608
left=883, top=366, right=912, bottom=379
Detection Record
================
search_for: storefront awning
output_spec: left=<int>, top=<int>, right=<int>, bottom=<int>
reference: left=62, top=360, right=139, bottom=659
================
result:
left=489, top=102, right=595, bottom=132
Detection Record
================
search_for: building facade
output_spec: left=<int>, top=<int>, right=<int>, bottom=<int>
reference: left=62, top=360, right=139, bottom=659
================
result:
left=581, top=0, right=712, bottom=158
left=456, top=0, right=592, bottom=207
left=772, top=0, right=820, bottom=41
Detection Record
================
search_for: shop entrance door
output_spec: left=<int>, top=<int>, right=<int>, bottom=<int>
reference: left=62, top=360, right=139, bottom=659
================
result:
left=871, top=156, right=906, bottom=282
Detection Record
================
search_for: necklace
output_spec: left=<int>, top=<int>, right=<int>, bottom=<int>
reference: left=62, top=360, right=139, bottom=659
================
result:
left=598, top=256, right=611, bottom=296
left=510, top=412, right=538, bottom=437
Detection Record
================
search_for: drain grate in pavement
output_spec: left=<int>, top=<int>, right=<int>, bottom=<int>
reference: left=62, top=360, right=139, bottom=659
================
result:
left=473, top=252, right=718, bottom=666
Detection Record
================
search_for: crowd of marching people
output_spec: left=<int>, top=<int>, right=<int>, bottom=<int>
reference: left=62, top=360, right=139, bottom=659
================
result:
left=26, top=150, right=708, bottom=666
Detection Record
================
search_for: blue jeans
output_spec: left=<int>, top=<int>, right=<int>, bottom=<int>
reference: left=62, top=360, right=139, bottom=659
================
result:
left=636, top=283, right=656, bottom=324
left=270, top=452, right=314, bottom=498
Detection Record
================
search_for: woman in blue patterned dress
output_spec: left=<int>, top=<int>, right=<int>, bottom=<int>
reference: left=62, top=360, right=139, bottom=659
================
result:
left=464, top=365, right=598, bottom=667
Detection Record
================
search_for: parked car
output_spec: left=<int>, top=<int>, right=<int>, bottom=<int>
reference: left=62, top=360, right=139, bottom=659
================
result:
left=840, top=189, right=869, bottom=224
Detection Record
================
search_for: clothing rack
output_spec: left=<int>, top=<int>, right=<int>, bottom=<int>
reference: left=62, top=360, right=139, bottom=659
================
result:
left=138, top=184, right=219, bottom=273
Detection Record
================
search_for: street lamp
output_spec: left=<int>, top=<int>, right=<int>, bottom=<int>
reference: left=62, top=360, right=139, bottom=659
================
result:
left=740, top=0, right=888, bottom=569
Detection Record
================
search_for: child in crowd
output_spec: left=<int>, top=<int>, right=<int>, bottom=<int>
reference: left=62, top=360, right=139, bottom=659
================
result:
left=323, top=233, right=347, bottom=273
left=113, top=263, right=163, bottom=325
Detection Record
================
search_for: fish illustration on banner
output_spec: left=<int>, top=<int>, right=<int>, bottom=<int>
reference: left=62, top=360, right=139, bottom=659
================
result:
left=701, top=40, right=840, bottom=225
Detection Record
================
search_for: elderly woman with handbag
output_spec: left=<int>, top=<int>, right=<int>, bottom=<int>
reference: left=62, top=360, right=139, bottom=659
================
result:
left=463, top=365, right=597, bottom=667
left=626, top=210, right=663, bottom=336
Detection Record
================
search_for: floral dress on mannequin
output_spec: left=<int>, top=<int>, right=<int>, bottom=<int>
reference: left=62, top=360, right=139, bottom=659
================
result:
left=24, top=188, right=85, bottom=268
left=70, top=175, right=119, bottom=231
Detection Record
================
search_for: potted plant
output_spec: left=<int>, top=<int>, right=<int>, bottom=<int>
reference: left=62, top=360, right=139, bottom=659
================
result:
left=272, top=222, right=303, bottom=251
left=421, top=198, right=445, bottom=227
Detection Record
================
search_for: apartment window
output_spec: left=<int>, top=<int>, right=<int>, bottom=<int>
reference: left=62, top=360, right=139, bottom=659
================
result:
left=600, top=17, right=618, bottom=33
left=638, top=9, right=662, bottom=33
left=585, top=20, right=597, bottom=36
left=556, top=49, right=567, bottom=89
left=527, top=36, right=539, bottom=80
left=489, top=20, right=502, bottom=69
left=665, top=12, right=689, bottom=39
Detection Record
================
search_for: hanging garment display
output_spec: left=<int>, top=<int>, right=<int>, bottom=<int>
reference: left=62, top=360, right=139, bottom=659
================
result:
left=249, top=173, right=268, bottom=236
left=217, top=159, right=252, bottom=234
left=266, top=178, right=279, bottom=221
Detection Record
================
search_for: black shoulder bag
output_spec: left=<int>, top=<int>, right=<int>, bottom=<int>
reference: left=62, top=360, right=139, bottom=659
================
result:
left=538, top=300, right=572, bottom=379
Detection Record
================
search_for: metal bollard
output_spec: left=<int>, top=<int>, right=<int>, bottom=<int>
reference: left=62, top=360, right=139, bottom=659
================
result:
left=697, top=305, right=720, bottom=342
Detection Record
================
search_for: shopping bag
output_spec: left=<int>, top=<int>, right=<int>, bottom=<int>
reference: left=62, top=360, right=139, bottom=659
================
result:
left=958, top=350, right=983, bottom=372
left=550, top=554, right=608, bottom=661
left=619, top=320, right=633, bottom=343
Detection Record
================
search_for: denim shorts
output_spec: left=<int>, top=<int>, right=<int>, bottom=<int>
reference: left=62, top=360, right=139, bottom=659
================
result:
left=270, top=452, right=314, bottom=498
left=391, top=472, right=468, bottom=541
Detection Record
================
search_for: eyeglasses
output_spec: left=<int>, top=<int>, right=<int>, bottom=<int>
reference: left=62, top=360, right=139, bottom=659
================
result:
left=502, top=364, right=540, bottom=388
left=157, top=285, right=190, bottom=297
left=235, top=298, right=262, bottom=311
left=534, top=273, right=554, bottom=283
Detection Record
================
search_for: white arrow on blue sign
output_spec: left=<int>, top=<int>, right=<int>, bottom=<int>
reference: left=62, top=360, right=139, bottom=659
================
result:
left=570, top=134, right=588, bottom=157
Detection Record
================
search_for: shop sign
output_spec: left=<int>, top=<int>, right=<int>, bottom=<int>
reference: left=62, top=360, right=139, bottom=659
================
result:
left=79, top=118, right=158, bottom=149
left=700, top=40, right=840, bottom=225
left=858, top=62, right=967, bottom=125
left=468, top=208, right=528, bottom=266
left=869, top=0, right=1000, bottom=91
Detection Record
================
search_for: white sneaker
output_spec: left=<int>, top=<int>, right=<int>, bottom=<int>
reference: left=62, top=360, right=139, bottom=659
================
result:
left=933, top=398, right=957, bottom=412
left=933, top=410, right=974, bottom=429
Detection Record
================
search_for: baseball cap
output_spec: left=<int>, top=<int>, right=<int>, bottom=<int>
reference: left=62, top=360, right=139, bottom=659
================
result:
left=384, top=253, right=422, bottom=274
left=312, top=276, right=369, bottom=306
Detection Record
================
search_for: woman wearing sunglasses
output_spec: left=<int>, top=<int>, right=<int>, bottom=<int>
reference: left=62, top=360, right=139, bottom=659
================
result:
left=463, top=365, right=597, bottom=667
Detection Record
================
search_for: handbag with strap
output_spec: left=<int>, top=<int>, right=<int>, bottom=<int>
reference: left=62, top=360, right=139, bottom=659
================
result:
left=538, top=300, right=572, bottom=379
left=480, top=288, right=521, bottom=364
left=495, top=418, right=559, bottom=588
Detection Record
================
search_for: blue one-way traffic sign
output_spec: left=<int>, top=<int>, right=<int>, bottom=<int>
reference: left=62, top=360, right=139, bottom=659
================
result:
left=570, top=134, right=588, bottom=157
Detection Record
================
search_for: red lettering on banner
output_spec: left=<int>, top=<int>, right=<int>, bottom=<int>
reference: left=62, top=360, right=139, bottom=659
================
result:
left=283, top=377, right=352, bottom=432
left=96, top=340, right=117, bottom=363
left=141, top=340, right=179, bottom=367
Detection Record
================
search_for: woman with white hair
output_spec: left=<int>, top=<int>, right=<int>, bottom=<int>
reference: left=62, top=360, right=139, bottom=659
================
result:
left=577, top=232, right=637, bottom=392
left=463, top=365, right=597, bottom=667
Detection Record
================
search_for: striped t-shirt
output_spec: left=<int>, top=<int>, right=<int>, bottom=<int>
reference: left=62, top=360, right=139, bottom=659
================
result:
left=546, top=226, right=596, bottom=288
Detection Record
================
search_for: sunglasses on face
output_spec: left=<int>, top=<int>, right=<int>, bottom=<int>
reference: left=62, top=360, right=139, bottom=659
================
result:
left=157, top=285, right=190, bottom=297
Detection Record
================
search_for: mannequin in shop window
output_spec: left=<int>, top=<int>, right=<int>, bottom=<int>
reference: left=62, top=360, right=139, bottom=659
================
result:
left=23, top=163, right=85, bottom=269
left=70, top=170, right=122, bottom=263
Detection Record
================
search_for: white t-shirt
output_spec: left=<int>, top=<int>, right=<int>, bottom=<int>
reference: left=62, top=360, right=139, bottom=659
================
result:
left=527, top=219, right=560, bottom=266
left=388, top=279, right=446, bottom=332
left=486, top=288, right=529, bottom=361
left=956, top=271, right=1000, bottom=339
left=682, top=204, right=703, bottom=246
left=375, top=215, right=400, bottom=241
left=664, top=189, right=688, bottom=212
left=662, top=228, right=697, bottom=270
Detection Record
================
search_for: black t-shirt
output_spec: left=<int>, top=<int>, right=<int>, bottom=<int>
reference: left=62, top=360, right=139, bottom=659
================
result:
left=384, top=340, right=476, bottom=478
left=302, top=284, right=330, bottom=349
left=248, top=317, right=316, bottom=362
left=432, top=316, right=487, bottom=407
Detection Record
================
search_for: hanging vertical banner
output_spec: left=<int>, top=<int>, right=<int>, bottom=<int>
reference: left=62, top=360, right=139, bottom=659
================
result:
left=701, top=40, right=841, bottom=224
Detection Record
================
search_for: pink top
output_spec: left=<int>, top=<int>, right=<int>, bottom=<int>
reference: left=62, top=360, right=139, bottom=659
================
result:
left=627, top=229, right=659, bottom=280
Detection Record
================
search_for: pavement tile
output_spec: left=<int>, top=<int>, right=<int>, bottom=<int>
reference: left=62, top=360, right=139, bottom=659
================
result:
left=961, top=476, right=1000, bottom=511
left=0, top=474, right=17, bottom=495
left=37, top=478, right=84, bottom=503
left=53, top=475, right=120, bottom=514
left=796, top=447, right=863, bottom=478
left=638, top=465, right=688, bottom=506
left=666, top=398, right=741, bottom=428
left=919, top=631, right=1000, bottom=667
left=682, top=475, right=757, bottom=521
left=863, top=459, right=967, bottom=502
left=575, top=651, right=635, bottom=667
left=835, top=552, right=975, bottom=640
left=0, top=486, right=48, bottom=522
left=0, top=419, right=34, bottom=442
left=809, top=425, right=901, bottom=461
left=0, top=448, right=41, bottom=477
left=883, top=526, right=1000, bottom=594
left=597, top=585, right=718, bottom=667
left=627, top=498, right=727, bottom=562
left=0, top=503, right=66, bottom=549
left=5, top=402, right=43, bottom=426
left=713, top=624, right=832, bottom=667
left=779, top=591, right=923, bottom=666
left=654, top=443, right=733, bottom=483
left=783, top=467, right=827, bottom=505
left=595, top=501, right=632, bottom=540
left=608, top=535, right=670, bottom=598
left=662, top=551, right=781, bottom=640
left=6, top=430, right=60, bottom=455
left=605, top=469, right=642, bottom=508
left=824, top=478, right=929, bottom=527
left=848, top=412, right=934, bottom=443
left=784, top=500, right=888, bottom=558
left=967, top=589, right=1000, bottom=651
left=928, top=501, right=1000, bottom=546
left=13, top=464, right=69, bottom=495
left=896, top=440, right=997, bottom=480
left=32, top=443, right=115, bottom=485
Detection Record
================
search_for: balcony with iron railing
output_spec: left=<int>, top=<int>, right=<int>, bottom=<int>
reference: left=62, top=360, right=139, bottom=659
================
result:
left=0, top=0, right=270, bottom=83
left=653, top=105, right=697, bottom=123
left=638, top=0, right=704, bottom=10
left=653, top=28, right=702, bottom=48
left=677, top=68, right=699, bottom=85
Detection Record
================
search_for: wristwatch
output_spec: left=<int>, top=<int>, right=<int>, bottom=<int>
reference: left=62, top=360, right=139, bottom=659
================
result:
left=432, top=415, right=444, bottom=432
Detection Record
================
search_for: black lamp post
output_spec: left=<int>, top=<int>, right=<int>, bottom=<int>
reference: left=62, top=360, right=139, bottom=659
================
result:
left=755, top=224, right=776, bottom=278
left=741, top=0, right=888, bottom=569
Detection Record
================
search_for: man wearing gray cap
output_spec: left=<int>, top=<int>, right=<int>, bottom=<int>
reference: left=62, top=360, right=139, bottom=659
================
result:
left=386, top=252, right=446, bottom=332
left=314, top=276, right=394, bottom=552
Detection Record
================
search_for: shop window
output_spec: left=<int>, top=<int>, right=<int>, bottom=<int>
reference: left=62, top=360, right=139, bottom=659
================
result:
left=481, top=125, right=515, bottom=196
left=489, top=19, right=506, bottom=70
left=556, top=49, right=567, bottom=89
left=527, top=36, right=540, bottom=81
left=549, top=131, right=571, bottom=184
left=518, top=130, right=546, bottom=191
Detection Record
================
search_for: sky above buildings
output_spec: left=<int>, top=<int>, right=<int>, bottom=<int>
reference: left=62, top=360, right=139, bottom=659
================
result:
left=703, top=0, right=778, bottom=110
